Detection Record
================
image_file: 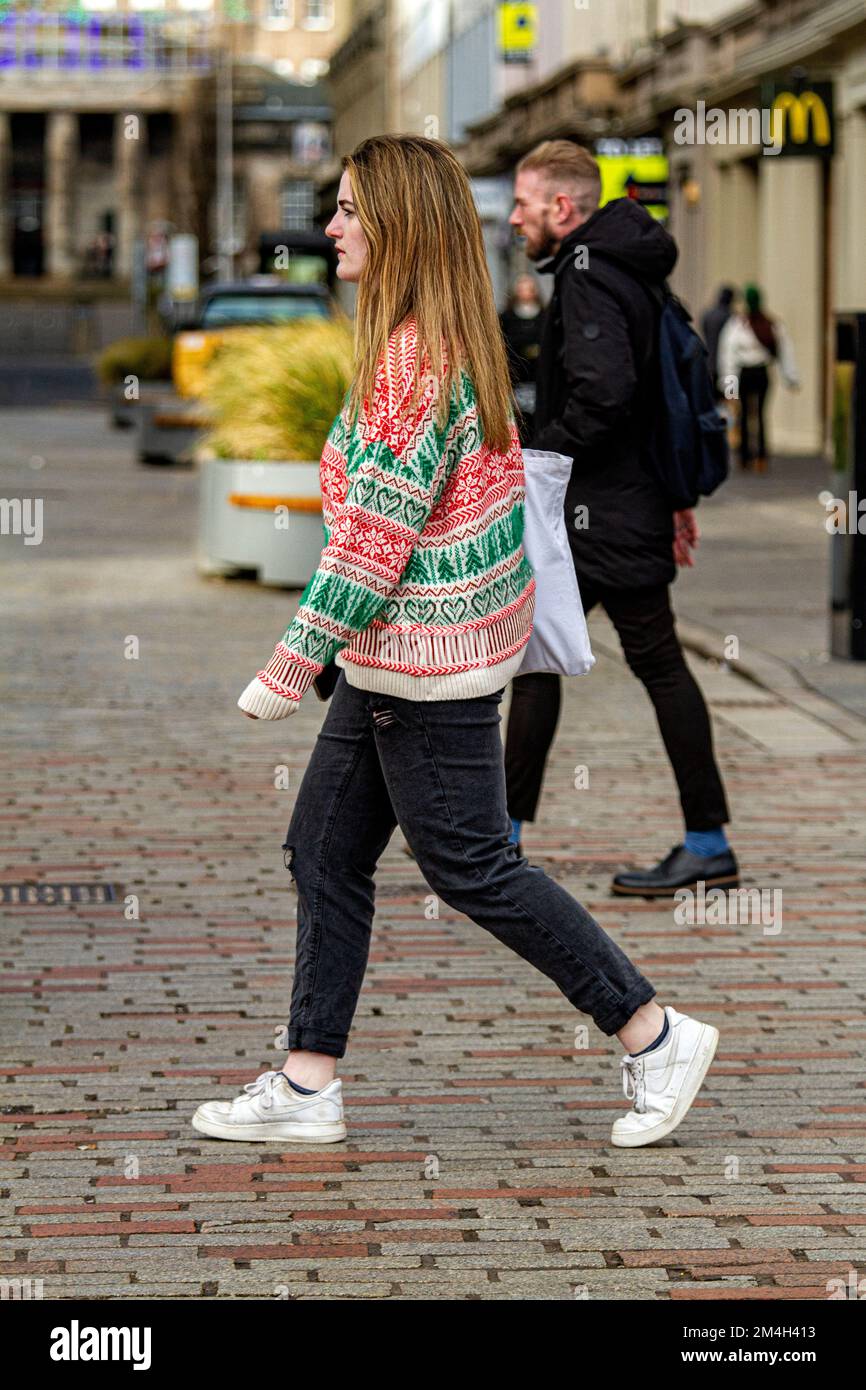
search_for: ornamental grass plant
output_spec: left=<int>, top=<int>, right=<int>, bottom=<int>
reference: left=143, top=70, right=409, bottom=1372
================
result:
left=200, top=317, right=355, bottom=462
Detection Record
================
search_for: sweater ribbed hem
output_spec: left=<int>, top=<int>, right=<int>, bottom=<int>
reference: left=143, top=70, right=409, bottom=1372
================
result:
left=237, top=677, right=300, bottom=720
left=335, top=645, right=528, bottom=701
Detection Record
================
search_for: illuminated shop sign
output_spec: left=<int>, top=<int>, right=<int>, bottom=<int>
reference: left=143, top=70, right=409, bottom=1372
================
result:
left=594, top=138, right=669, bottom=222
left=0, top=9, right=213, bottom=70
left=498, top=1, right=537, bottom=65
left=765, top=82, right=834, bottom=157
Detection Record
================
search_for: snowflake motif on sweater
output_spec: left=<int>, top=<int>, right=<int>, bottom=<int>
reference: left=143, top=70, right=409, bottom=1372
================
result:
left=237, top=317, right=536, bottom=719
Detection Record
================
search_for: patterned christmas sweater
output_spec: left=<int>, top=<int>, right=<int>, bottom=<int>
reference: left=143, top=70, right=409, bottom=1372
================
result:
left=237, top=316, right=536, bottom=718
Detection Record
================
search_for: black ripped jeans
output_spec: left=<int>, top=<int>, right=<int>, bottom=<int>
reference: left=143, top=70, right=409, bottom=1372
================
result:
left=505, top=579, right=730, bottom=831
left=281, top=671, right=655, bottom=1058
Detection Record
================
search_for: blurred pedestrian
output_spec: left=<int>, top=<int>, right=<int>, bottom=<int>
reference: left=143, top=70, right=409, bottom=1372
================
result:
left=95, top=230, right=114, bottom=278
left=717, top=284, right=799, bottom=472
left=190, top=135, right=719, bottom=1152
left=506, top=139, right=738, bottom=899
left=499, top=273, right=544, bottom=444
left=701, top=284, right=735, bottom=401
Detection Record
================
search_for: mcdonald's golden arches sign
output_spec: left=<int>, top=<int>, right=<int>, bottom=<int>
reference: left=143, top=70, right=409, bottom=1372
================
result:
left=764, top=81, right=834, bottom=157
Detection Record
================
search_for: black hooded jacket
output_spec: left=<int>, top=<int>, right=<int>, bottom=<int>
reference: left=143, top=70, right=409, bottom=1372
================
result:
left=532, top=197, right=679, bottom=590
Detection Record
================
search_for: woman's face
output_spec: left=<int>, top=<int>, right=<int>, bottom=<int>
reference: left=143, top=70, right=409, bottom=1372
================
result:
left=325, top=171, right=368, bottom=283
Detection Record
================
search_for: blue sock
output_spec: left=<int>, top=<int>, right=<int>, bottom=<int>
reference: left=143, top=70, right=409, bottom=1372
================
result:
left=508, top=817, right=522, bottom=845
left=684, top=828, right=729, bottom=857
left=632, top=1011, right=670, bottom=1057
left=285, top=1076, right=318, bottom=1095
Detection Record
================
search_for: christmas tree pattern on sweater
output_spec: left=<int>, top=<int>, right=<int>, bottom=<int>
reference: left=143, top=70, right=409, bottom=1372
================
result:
left=237, top=316, right=535, bottom=718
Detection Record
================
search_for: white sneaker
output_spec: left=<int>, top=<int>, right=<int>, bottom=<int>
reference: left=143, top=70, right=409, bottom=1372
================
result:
left=611, top=1006, right=719, bottom=1148
left=191, top=1069, right=346, bottom=1144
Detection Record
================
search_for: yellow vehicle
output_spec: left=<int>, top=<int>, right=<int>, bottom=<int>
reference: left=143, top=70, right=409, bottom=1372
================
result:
left=172, top=278, right=332, bottom=399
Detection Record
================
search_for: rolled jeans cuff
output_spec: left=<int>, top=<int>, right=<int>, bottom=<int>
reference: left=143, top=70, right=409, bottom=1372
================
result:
left=583, top=980, right=657, bottom=1037
left=287, top=1024, right=349, bottom=1060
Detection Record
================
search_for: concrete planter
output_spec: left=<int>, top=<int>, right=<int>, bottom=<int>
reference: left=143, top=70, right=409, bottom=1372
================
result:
left=106, top=380, right=171, bottom=432
left=108, top=383, right=138, bottom=430
left=138, top=388, right=209, bottom=466
left=197, top=456, right=324, bottom=588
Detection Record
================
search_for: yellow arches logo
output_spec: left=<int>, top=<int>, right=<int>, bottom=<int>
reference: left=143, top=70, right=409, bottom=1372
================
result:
left=767, top=85, right=839, bottom=154
left=772, top=91, right=831, bottom=144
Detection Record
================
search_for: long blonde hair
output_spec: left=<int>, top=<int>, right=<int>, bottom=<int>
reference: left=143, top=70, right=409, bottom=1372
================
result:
left=342, top=135, right=515, bottom=453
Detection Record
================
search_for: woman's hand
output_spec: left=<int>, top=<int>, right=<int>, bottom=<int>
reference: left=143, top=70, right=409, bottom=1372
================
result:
left=673, top=508, right=699, bottom=567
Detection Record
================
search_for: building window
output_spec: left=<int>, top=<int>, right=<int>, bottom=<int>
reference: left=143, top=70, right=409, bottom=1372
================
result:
left=280, top=180, right=316, bottom=230
left=263, top=0, right=293, bottom=26
left=302, top=0, right=333, bottom=31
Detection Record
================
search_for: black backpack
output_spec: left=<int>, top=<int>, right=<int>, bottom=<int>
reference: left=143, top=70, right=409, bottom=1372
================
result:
left=559, top=250, right=730, bottom=511
left=647, top=284, right=730, bottom=510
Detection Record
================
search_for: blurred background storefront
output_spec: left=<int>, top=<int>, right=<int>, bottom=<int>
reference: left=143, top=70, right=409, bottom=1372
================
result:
left=0, top=0, right=349, bottom=349
left=1, top=0, right=865, bottom=456
left=324, top=0, right=866, bottom=459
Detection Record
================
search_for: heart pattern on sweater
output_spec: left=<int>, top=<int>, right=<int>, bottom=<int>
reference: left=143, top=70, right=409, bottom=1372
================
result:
left=441, top=596, right=469, bottom=624
left=405, top=598, right=437, bottom=624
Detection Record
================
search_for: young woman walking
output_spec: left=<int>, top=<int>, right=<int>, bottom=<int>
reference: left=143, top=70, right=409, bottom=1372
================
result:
left=717, top=284, right=799, bottom=472
left=191, top=136, right=719, bottom=1151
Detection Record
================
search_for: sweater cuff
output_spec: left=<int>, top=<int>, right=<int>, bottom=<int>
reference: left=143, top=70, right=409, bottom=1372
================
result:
left=237, top=677, right=299, bottom=720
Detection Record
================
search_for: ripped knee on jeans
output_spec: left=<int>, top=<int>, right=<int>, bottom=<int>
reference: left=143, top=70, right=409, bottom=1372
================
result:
left=281, top=840, right=297, bottom=882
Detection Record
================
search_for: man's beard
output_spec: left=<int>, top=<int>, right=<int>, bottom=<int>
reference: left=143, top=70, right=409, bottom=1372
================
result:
left=527, top=219, right=559, bottom=263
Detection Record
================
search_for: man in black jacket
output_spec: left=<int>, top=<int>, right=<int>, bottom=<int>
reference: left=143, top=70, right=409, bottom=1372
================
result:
left=504, top=140, right=738, bottom=897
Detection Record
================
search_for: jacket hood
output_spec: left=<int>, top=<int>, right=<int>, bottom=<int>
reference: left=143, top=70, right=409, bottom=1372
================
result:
left=551, top=197, right=678, bottom=284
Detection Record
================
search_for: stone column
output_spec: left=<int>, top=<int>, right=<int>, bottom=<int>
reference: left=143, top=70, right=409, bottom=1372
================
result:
left=835, top=106, right=866, bottom=311
left=711, top=157, right=759, bottom=292
left=170, top=100, right=197, bottom=235
left=0, top=113, right=11, bottom=278
left=114, top=110, right=146, bottom=280
left=667, top=148, right=708, bottom=315
left=45, top=110, right=78, bottom=280
left=758, top=155, right=824, bottom=455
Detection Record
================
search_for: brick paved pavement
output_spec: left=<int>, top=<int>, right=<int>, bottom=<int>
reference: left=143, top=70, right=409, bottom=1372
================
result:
left=1, top=408, right=865, bottom=1301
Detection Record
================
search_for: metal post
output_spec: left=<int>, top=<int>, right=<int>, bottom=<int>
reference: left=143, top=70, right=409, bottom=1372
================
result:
left=216, top=37, right=234, bottom=282
left=446, top=0, right=454, bottom=144
left=830, top=312, right=866, bottom=661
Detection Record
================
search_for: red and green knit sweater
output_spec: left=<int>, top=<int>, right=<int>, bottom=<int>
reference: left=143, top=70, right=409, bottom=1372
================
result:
left=237, top=317, right=536, bottom=718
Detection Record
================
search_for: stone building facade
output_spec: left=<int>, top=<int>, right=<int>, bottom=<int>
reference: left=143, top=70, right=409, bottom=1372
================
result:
left=0, top=0, right=348, bottom=291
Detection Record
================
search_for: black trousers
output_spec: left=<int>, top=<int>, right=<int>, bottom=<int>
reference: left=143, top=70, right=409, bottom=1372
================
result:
left=283, top=674, right=655, bottom=1056
left=738, top=364, right=770, bottom=465
left=504, top=578, right=730, bottom=832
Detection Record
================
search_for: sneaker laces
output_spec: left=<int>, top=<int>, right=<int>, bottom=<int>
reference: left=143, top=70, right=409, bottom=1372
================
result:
left=620, top=1056, right=647, bottom=1113
left=238, top=1070, right=284, bottom=1111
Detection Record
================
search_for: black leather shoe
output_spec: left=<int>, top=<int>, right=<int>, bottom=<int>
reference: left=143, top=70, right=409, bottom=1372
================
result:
left=611, top=844, right=739, bottom=899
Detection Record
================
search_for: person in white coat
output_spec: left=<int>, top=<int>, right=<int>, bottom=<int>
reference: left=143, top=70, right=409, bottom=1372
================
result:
left=717, top=284, right=799, bottom=472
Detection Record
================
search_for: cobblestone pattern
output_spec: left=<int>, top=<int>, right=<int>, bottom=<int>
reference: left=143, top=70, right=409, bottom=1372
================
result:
left=1, top=410, right=864, bottom=1300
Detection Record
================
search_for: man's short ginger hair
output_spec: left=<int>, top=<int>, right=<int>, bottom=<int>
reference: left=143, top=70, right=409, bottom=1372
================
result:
left=516, top=140, right=601, bottom=216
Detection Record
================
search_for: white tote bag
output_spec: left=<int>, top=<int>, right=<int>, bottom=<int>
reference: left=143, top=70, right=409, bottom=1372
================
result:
left=517, top=449, right=595, bottom=678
